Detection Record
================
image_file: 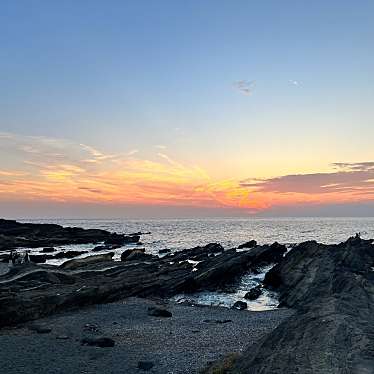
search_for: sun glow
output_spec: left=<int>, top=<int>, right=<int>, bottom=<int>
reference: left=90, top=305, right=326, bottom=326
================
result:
left=0, top=133, right=373, bottom=214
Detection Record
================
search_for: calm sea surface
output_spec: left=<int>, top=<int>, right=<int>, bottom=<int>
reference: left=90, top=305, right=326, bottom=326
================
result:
left=22, top=217, right=374, bottom=254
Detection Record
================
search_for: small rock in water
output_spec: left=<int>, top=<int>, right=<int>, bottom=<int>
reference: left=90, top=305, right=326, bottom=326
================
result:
left=238, top=240, right=257, bottom=249
left=29, top=254, right=47, bottom=263
left=232, top=301, right=248, bottom=310
left=158, top=248, right=171, bottom=254
left=92, top=245, right=109, bottom=252
left=147, top=306, right=172, bottom=318
left=81, top=337, right=115, bottom=348
left=28, top=324, right=52, bottom=334
left=137, top=361, right=154, bottom=371
left=56, top=335, right=69, bottom=340
left=42, top=247, right=55, bottom=253
left=244, top=285, right=263, bottom=300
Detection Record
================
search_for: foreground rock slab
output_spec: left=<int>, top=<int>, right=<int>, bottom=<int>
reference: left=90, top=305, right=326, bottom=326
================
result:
left=232, top=236, right=374, bottom=374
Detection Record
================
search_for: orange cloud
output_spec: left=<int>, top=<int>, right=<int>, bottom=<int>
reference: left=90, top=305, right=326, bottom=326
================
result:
left=0, top=133, right=255, bottom=210
left=0, top=132, right=373, bottom=213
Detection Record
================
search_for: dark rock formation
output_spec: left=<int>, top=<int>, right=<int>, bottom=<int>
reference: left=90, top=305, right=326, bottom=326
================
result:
left=232, top=301, right=247, bottom=310
left=29, top=254, right=47, bottom=263
left=42, top=247, right=55, bottom=253
left=244, top=285, right=262, bottom=300
left=168, top=243, right=224, bottom=263
left=147, top=306, right=172, bottom=317
left=60, top=253, right=114, bottom=270
left=137, top=361, right=154, bottom=371
left=120, top=248, right=149, bottom=261
left=159, top=248, right=171, bottom=254
left=233, top=236, right=374, bottom=373
left=28, top=324, right=52, bottom=334
left=81, top=337, right=115, bottom=348
left=238, top=240, right=257, bottom=249
left=0, top=219, right=139, bottom=250
left=249, top=242, right=286, bottom=265
left=0, top=236, right=285, bottom=328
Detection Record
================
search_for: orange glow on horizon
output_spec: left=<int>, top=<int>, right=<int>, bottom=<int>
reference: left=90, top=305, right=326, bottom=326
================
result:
left=0, top=133, right=373, bottom=213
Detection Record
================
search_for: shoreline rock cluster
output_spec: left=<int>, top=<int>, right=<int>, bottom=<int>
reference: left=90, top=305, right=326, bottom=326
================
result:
left=206, top=235, right=374, bottom=373
left=0, top=218, right=140, bottom=252
left=1, top=219, right=373, bottom=373
left=0, top=219, right=286, bottom=327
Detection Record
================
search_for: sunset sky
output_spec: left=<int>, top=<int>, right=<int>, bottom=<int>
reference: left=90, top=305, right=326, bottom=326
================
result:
left=1, top=1, right=374, bottom=218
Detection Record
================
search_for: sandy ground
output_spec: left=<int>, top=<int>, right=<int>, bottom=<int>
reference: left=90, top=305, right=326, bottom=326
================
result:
left=0, top=298, right=293, bottom=374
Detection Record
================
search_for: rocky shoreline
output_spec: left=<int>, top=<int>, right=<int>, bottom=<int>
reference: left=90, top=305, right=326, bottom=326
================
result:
left=0, top=219, right=373, bottom=373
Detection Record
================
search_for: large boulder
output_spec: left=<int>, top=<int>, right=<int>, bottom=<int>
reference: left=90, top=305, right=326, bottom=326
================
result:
left=53, top=251, right=88, bottom=259
left=232, top=301, right=247, bottom=310
left=247, top=242, right=287, bottom=265
left=244, top=285, right=262, bottom=300
left=121, top=248, right=145, bottom=261
left=238, top=240, right=257, bottom=249
left=233, top=236, right=374, bottom=373
left=60, top=253, right=114, bottom=270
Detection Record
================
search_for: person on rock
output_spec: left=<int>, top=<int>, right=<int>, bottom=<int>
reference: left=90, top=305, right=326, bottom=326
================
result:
left=10, top=250, right=16, bottom=265
left=23, top=250, right=30, bottom=263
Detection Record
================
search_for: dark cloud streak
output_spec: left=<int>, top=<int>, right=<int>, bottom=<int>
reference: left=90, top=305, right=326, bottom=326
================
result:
left=240, top=162, right=374, bottom=195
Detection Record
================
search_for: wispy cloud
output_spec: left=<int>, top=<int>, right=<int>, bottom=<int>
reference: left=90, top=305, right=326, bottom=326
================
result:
left=240, top=162, right=374, bottom=207
left=233, top=80, right=255, bottom=96
left=0, top=133, right=251, bottom=209
left=155, top=145, right=167, bottom=150
left=1, top=132, right=373, bottom=213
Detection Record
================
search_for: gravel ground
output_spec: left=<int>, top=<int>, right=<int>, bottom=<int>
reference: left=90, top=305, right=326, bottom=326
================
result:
left=0, top=298, right=293, bottom=374
left=0, top=262, right=9, bottom=276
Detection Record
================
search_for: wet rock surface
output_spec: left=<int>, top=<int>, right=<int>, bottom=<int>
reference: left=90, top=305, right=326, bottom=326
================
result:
left=232, top=301, right=247, bottom=310
left=0, top=232, right=285, bottom=327
left=1, top=220, right=371, bottom=373
left=237, top=240, right=257, bottom=249
left=232, top=236, right=374, bottom=373
left=244, top=285, right=263, bottom=301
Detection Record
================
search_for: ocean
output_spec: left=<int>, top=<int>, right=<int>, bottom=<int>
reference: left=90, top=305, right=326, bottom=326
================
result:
left=21, top=216, right=374, bottom=252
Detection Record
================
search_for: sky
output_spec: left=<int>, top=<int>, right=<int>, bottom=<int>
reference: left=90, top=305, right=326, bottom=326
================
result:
left=0, top=0, right=373, bottom=218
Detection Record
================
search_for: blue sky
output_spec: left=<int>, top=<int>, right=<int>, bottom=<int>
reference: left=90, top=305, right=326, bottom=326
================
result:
left=0, top=1, right=373, bottom=217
